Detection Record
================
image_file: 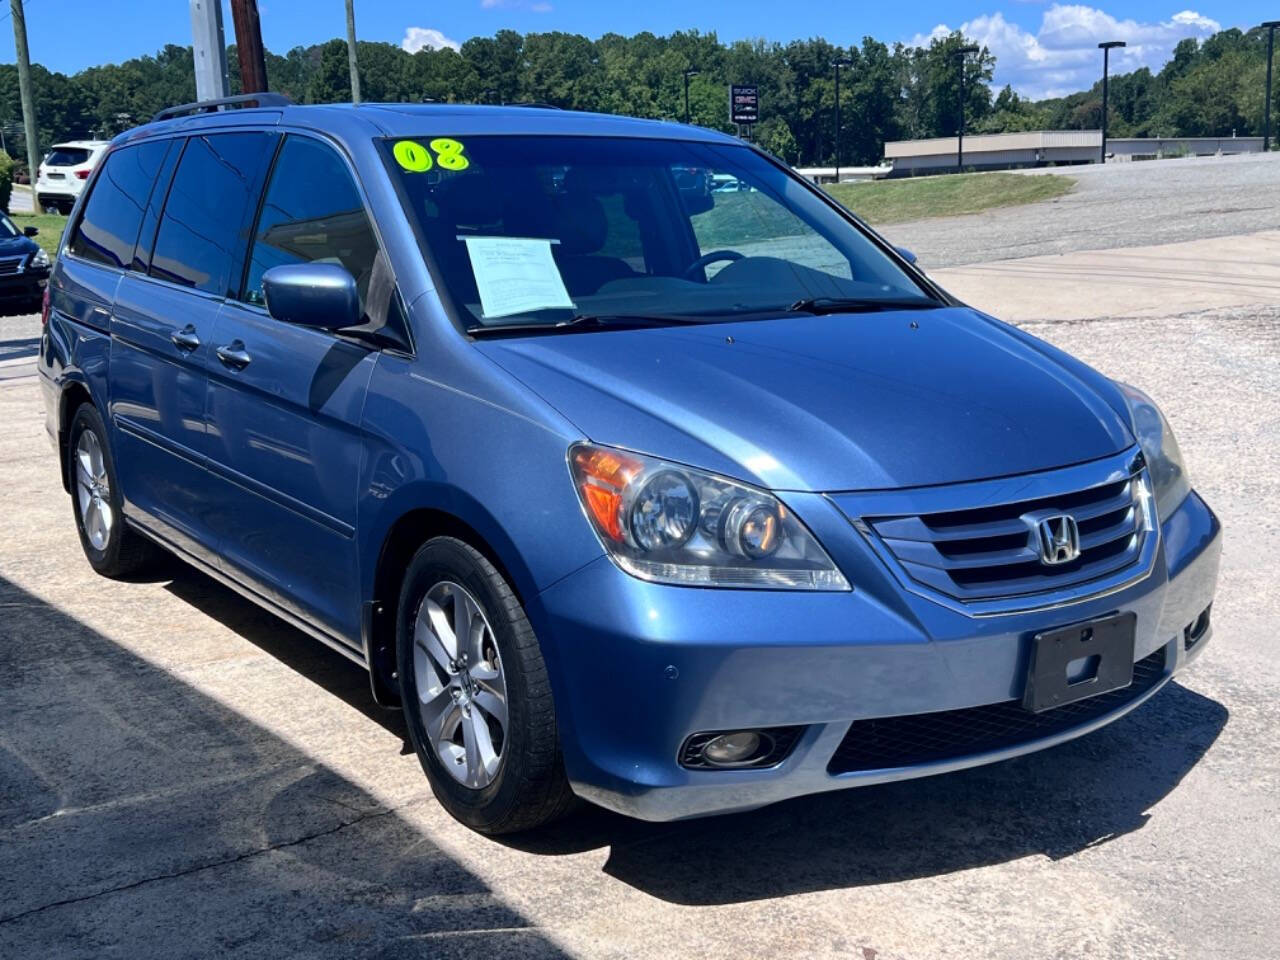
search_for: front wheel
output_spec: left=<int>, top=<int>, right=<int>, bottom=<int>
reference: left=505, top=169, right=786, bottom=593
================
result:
left=396, top=537, right=576, bottom=834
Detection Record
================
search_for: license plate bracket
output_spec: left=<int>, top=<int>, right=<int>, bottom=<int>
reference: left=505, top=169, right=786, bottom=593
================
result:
left=1022, top=612, right=1136, bottom=713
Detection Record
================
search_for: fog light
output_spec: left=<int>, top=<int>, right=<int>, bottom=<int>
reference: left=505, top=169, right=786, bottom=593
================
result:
left=702, top=731, right=763, bottom=765
left=680, top=726, right=804, bottom=770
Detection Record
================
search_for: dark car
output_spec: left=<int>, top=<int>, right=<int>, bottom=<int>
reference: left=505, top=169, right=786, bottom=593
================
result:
left=0, top=211, right=50, bottom=312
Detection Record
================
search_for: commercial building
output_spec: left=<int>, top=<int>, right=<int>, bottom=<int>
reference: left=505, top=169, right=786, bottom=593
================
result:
left=883, top=130, right=1265, bottom=176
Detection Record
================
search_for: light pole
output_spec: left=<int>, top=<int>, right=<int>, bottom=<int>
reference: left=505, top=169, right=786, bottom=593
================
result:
left=1264, top=22, right=1280, bottom=151
left=1098, top=40, right=1126, bottom=164
left=831, top=58, right=852, bottom=181
left=682, top=68, right=699, bottom=124
left=955, top=44, right=979, bottom=172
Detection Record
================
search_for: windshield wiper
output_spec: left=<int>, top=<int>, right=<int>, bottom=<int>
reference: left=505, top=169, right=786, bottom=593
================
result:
left=468, top=313, right=708, bottom=336
left=787, top=296, right=942, bottom=316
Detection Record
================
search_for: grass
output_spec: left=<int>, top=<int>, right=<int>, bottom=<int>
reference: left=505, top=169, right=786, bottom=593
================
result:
left=824, top=172, right=1075, bottom=225
left=9, top=212, right=67, bottom=258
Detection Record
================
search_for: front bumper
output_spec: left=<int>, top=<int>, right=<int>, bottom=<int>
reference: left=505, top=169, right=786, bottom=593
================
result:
left=0, top=270, right=47, bottom=302
left=530, top=488, right=1221, bottom=821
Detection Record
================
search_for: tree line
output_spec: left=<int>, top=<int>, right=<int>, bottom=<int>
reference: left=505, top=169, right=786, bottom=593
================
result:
left=1, top=24, right=1275, bottom=174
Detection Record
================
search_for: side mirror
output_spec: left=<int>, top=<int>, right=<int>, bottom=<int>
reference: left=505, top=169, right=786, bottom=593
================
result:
left=895, top=246, right=918, bottom=266
left=23, top=226, right=39, bottom=238
left=262, top=263, right=361, bottom=330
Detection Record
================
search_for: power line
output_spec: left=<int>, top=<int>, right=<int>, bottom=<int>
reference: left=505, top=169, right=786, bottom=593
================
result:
left=0, top=0, right=38, bottom=26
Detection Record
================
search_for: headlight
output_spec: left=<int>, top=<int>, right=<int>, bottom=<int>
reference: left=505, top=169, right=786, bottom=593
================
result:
left=26, top=249, right=50, bottom=271
left=1114, top=382, right=1191, bottom=521
left=569, top=443, right=849, bottom=590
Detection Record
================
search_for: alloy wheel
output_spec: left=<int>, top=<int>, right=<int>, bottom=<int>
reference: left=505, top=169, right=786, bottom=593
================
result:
left=75, top=429, right=113, bottom=551
left=412, top=580, right=509, bottom=788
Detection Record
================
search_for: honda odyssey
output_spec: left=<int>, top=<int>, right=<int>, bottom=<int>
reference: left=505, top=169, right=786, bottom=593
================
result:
left=39, top=96, right=1221, bottom=834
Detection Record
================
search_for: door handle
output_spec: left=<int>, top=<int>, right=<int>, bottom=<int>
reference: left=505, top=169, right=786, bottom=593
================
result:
left=215, top=341, right=252, bottom=370
left=170, top=325, right=200, bottom=351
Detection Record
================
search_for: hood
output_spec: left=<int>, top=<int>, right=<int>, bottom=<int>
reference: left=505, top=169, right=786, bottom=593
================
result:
left=476, top=307, right=1135, bottom=492
left=0, top=234, right=38, bottom=257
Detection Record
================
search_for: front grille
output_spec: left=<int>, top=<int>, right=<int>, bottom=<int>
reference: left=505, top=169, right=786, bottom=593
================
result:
left=0, top=257, right=23, bottom=276
left=827, top=648, right=1168, bottom=775
left=863, top=472, right=1150, bottom=604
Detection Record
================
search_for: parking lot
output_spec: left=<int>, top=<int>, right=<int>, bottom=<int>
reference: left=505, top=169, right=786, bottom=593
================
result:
left=2, top=158, right=1278, bottom=958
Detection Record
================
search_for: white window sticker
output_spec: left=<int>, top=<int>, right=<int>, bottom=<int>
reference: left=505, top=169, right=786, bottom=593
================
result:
left=462, top=236, right=575, bottom=319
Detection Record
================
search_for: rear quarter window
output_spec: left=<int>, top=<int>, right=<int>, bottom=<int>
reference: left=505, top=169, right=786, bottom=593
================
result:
left=69, top=140, right=173, bottom=270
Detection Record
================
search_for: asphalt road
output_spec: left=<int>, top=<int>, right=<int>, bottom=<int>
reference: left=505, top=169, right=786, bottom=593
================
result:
left=882, top=151, right=1280, bottom=268
left=2, top=164, right=1279, bottom=958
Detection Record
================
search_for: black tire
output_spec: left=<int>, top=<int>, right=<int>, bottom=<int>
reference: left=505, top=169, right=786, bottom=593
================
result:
left=396, top=536, right=576, bottom=835
left=67, top=403, right=165, bottom=578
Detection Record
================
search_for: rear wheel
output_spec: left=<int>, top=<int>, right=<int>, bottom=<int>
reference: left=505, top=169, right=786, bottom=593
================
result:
left=68, top=403, right=165, bottom=578
left=396, top=537, right=576, bottom=834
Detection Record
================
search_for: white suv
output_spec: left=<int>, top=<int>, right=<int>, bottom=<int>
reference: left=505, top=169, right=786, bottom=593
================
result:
left=35, top=141, right=109, bottom=214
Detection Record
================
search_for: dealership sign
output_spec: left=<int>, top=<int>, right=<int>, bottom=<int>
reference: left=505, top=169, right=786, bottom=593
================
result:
left=730, top=84, right=759, bottom=125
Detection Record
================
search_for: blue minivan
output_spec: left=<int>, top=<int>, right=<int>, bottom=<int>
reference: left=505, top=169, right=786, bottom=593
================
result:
left=40, top=96, right=1221, bottom=834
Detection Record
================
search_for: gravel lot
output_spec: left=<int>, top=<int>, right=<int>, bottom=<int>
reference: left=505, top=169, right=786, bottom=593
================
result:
left=881, top=151, right=1280, bottom=268
left=2, top=159, right=1278, bottom=958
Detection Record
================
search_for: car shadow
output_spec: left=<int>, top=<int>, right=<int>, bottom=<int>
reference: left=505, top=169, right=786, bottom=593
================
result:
left=148, top=559, right=1225, bottom=909
left=502, top=679, right=1227, bottom=906
left=0, top=572, right=557, bottom=957
left=162, top=564, right=409, bottom=743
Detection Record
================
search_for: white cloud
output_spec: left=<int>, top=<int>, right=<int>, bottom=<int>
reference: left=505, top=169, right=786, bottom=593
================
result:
left=481, top=0, right=553, bottom=9
left=401, top=26, right=462, bottom=54
left=910, top=5, right=1220, bottom=99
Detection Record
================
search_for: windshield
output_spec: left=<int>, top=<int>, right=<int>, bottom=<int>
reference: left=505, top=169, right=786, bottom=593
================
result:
left=0, top=213, right=18, bottom=239
left=380, top=136, right=934, bottom=331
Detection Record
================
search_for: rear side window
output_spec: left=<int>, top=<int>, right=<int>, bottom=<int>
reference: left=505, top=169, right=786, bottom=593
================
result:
left=69, top=140, right=172, bottom=270
left=46, top=147, right=91, bottom=166
left=150, top=133, right=276, bottom=295
left=242, top=135, right=379, bottom=310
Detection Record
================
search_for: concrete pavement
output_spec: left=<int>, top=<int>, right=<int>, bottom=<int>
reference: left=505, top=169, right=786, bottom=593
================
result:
left=930, top=229, right=1280, bottom=322
left=1, top=230, right=1278, bottom=957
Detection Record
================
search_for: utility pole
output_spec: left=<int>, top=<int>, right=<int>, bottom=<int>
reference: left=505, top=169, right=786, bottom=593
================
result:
left=10, top=0, right=40, bottom=191
left=1264, top=22, right=1280, bottom=151
left=682, top=68, right=698, bottom=124
left=190, top=0, right=230, bottom=101
left=1098, top=41, right=1126, bottom=164
left=830, top=59, right=852, bottom=182
left=955, top=44, right=980, bottom=173
left=346, top=0, right=362, bottom=104
left=230, top=0, right=268, bottom=94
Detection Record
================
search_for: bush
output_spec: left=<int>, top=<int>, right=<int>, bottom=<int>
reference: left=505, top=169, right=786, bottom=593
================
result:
left=0, top=151, right=13, bottom=215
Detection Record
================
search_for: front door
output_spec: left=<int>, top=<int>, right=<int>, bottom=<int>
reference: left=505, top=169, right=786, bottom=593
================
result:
left=202, top=134, right=390, bottom=643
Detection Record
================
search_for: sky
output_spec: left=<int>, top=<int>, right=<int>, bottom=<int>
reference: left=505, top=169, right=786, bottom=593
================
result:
left=0, top=2, right=1270, bottom=100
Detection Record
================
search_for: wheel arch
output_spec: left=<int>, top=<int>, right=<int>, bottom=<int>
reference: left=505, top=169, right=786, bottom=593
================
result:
left=57, top=380, right=98, bottom=493
left=363, top=500, right=535, bottom=709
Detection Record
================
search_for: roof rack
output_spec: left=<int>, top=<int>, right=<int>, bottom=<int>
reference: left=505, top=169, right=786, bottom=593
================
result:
left=152, top=92, right=293, bottom=124
left=511, top=102, right=564, bottom=110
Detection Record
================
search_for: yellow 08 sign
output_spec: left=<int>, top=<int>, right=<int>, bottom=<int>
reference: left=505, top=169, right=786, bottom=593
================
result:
left=393, top=138, right=470, bottom=173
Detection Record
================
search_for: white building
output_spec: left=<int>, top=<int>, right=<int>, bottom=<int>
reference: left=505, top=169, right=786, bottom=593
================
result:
left=885, top=130, right=1101, bottom=176
left=883, top=130, right=1267, bottom=177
